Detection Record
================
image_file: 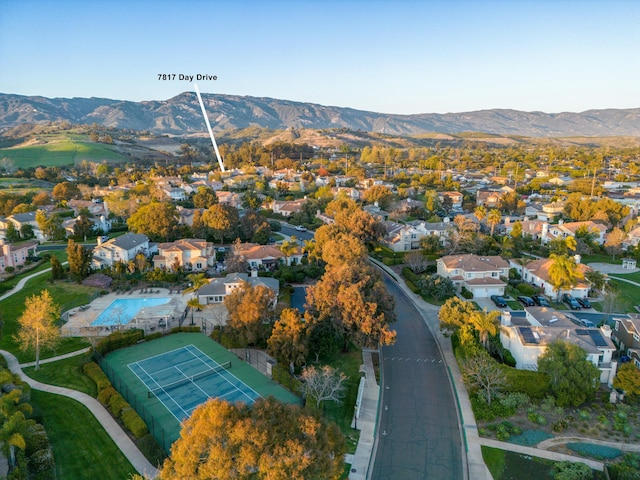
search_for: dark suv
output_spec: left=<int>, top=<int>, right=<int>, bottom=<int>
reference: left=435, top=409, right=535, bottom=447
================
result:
left=576, top=297, right=592, bottom=309
left=517, top=295, right=535, bottom=307
left=532, top=294, right=550, bottom=307
left=562, top=293, right=581, bottom=310
left=490, top=295, right=508, bottom=308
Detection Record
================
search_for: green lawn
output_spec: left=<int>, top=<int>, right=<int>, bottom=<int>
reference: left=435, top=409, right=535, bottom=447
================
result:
left=582, top=253, right=621, bottom=265
left=0, top=134, right=126, bottom=168
left=0, top=272, right=93, bottom=361
left=591, top=279, right=640, bottom=314
left=23, top=352, right=97, bottom=397
left=30, top=390, right=136, bottom=480
left=323, top=348, right=363, bottom=453
left=610, top=271, right=640, bottom=284
left=481, top=446, right=555, bottom=480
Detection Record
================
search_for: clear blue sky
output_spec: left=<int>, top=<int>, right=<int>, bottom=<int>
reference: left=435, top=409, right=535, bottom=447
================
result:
left=1, top=0, right=639, bottom=114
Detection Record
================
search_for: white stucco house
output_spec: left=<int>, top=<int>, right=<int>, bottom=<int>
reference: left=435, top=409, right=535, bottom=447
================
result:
left=92, top=233, right=152, bottom=268
left=436, top=254, right=510, bottom=298
left=196, top=271, right=279, bottom=305
left=510, top=256, right=591, bottom=299
left=500, top=308, right=617, bottom=386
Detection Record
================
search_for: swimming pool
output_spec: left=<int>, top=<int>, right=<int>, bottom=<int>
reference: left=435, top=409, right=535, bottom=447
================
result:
left=91, top=298, right=171, bottom=326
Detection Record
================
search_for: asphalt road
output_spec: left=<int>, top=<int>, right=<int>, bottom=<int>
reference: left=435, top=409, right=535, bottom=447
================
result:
left=280, top=224, right=314, bottom=241
left=371, top=276, right=463, bottom=480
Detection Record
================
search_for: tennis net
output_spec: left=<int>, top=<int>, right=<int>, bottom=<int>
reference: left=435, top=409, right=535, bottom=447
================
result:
left=148, top=361, right=231, bottom=398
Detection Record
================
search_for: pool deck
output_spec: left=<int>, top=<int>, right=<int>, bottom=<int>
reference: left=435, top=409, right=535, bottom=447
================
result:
left=61, top=288, right=189, bottom=337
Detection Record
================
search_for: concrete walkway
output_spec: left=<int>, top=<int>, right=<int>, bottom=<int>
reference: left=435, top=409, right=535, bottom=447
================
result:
left=19, top=347, right=91, bottom=368
left=0, top=349, right=158, bottom=479
left=0, top=262, right=68, bottom=302
left=348, top=349, right=380, bottom=480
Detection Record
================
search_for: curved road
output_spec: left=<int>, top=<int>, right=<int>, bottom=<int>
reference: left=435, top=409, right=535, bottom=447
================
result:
left=371, top=275, right=463, bottom=479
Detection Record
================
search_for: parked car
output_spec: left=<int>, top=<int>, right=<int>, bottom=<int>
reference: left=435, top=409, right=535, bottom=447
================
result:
left=517, top=295, right=535, bottom=307
left=562, top=293, right=581, bottom=310
left=576, top=297, right=592, bottom=309
left=294, top=225, right=307, bottom=232
left=490, top=295, right=508, bottom=308
left=532, top=294, right=550, bottom=307
left=577, top=318, right=596, bottom=328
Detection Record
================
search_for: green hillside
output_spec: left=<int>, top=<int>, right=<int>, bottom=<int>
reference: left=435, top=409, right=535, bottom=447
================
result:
left=0, top=134, right=126, bottom=168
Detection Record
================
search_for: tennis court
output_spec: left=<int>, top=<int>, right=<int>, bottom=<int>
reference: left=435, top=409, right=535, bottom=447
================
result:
left=129, top=344, right=260, bottom=421
left=99, top=333, right=299, bottom=452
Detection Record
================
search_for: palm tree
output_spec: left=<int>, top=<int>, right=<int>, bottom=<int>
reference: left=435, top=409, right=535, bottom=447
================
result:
left=302, top=239, right=319, bottom=265
left=474, top=205, right=487, bottom=223
left=279, top=236, right=298, bottom=266
left=487, top=209, right=502, bottom=236
left=469, top=310, right=501, bottom=349
left=183, top=273, right=210, bottom=325
left=548, top=253, right=584, bottom=302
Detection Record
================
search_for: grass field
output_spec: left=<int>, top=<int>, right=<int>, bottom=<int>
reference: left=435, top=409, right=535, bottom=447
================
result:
left=0, top=134, right=126, bottom=168
left=23, top=351, right=97, bottom=396
left=482, top=446, right=555, bottom=480
left=31, top=390, right=137, bottom=480
left=0, top=267, right=93, bottom=362
left=610, top=270, right=640, bottom=284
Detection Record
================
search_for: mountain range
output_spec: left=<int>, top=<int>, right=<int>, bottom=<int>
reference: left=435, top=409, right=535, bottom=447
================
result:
left=1, top=92, right=639, bottom=138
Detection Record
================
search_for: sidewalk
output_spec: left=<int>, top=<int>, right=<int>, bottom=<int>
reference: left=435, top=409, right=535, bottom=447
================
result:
left=0, top=349, right=158, bottom=479
left=348, top=350, right=379, bottom=480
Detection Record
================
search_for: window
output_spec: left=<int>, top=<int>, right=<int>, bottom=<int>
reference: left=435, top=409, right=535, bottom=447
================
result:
left=633, top=333, right=639, bottom=343
left=491, top=272, right=498, bottom=277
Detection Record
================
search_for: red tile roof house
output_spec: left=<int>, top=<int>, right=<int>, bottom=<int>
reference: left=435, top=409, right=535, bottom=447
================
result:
left=437, top=254, right=510, bottom=298
left=153, top=239, right=216, bottom=272
left=234, top=243, right=303, bottom=269
left=0, top=239, right=38, bottom=274
left=510, top=255, right=592, bottom=300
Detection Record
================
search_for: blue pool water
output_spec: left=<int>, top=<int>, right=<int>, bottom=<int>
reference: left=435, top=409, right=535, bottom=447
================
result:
left=91, top=298, right=171, bottom=326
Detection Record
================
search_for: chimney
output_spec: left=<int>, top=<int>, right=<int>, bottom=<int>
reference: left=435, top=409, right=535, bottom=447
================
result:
left=574, top=254, right=581, bottom=264
left=97, top=236, right=103, bottom=246
left=251, top=268, right=258, bottom=278
left=501, top=311, right=512, bottom=327
left=600, top=324, right=612, bottom=338
left=566, top=329, right=570, bottom=339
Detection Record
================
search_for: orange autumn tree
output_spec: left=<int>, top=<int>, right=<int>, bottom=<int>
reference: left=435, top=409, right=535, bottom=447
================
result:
left=159, top=397, right=345, bottom=480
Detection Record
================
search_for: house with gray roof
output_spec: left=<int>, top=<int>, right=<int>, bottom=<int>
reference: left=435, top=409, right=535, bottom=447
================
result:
left=196, top=270, right=279, bottom=305
left=92, top=232, right=152, bottom=268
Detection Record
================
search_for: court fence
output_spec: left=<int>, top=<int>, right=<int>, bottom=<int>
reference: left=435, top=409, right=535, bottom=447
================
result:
left=94, top=349, right=176, bottom=454
left=229, top=348, right=276, bottom=378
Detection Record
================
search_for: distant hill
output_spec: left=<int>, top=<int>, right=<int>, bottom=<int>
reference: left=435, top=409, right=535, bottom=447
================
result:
left=1, top=92, right=640, bottom=137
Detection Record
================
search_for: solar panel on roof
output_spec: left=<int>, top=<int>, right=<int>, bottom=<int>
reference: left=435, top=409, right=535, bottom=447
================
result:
left=576, top=329, right=589, bottom=336
left=589, top=330, right=609, bottom=348
left=520, top=327, right=539, bottom=344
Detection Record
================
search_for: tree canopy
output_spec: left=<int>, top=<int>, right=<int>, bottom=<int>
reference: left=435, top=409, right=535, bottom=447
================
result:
left=127, top=201, right=179, bottom=241
left=537, top=340, right=600, bottom=407
left=159, top=397, right=346, bottom=480
left=15, top=290, right=61, bottom=370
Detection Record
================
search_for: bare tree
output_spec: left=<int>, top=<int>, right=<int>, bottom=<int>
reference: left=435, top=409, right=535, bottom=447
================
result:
left=405, top=251, right=429, bottom=274
left=461, top=353, right=506, bottom=406
left=300, top=365, right=348, bottom=410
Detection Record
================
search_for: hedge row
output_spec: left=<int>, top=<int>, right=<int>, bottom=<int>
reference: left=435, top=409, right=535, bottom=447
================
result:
left=86, top=361, right=148, bottom=440
left=95, top=329, right=145, bottom=356
left=83, top=362, right=110, bottom=390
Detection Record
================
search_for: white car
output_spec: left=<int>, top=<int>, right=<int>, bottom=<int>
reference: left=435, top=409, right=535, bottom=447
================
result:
left=294, top=225, right=307, bottom=232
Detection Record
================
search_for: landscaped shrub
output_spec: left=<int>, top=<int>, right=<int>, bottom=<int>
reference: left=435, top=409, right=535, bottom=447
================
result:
left=460, top=286, right=473, bottom=299
left=499, top=392, right=530, bottom=411
left=551, top=419, right=570, bottom=433
left=136, top=434, right=166, bottom=466
left=527, top=410, right=547, bottom=425
left=109, top=392, right=129, bottom=417
left=83, top=362, right=111, bottom=390
left=567, top=442, right=623, bottom=460
left=405, top=280, right=420, bottom=294
left=97, top=386, right=118, bottom=406
left=503, top=368, right=550, bottom=400
left=27, top=448, right=55, bottom=480
left=121, top=408, right=148, bottom=438
left=272, top=363, right=302, bottom=395
left=145, top=332, right=163, bottom=341
left=168, top=326, right=200, bottom=334
left=516, top=283, right=535, bottom=296
left=96, top=329, right=145, bottom=355
left=471, top=393, right=516, bottom=421
left=507, top=429, right=553, bottom=446
left=24, top=424, right=49, bottom=457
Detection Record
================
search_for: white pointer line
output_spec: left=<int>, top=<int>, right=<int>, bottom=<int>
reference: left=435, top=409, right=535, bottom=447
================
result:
left=193, top=83, right=225, bottom=172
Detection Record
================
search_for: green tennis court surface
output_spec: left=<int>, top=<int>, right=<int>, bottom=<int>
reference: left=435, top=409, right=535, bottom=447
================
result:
left=100, top=333, right=299, bottom=452
left=129, top=344, right=261, bottom=421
